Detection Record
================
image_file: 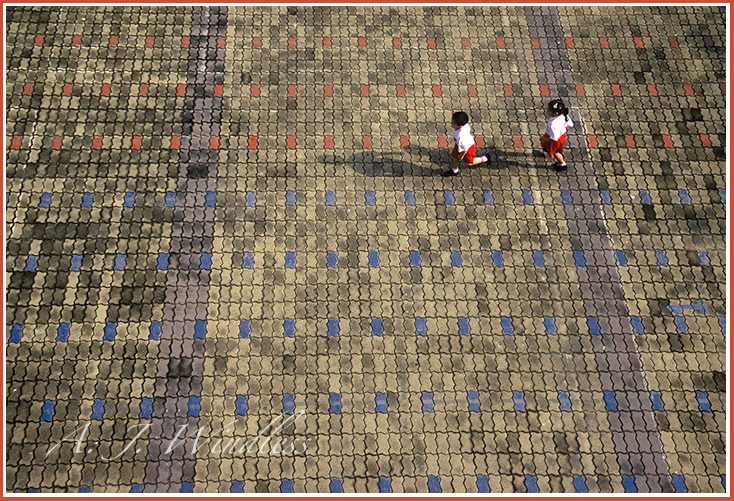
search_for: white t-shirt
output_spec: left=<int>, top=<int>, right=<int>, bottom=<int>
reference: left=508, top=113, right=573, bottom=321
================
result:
left=545, top=115, right=574, bottom=141
left=454, top=124, right=475, bottom=152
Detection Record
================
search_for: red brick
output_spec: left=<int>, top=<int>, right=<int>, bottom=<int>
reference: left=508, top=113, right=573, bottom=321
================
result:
left=10, top=136, right=22, bottom=150
left=496, top=37, right=505, bottom=49
left=504, top=85, right=513, bottom=97
left=720, top=83, right=726, bottom=95
left=530, top=37, right=540, bottom=49
left=587, top=135, right=597, bottom=148
left=358, top=37, right=367, bottom=48
left=72, top=35, right=82, bottom=47
left=22, top=83, right=33, bottom=96
left=214, top=85, right=223, bottom=97
left=101, top=83, right=112, bottom=96
left=323, top=37, right=331, bottom=48
left=52, top=136, right=63, bottom=150
left=145, top=36, right=154, bottom=48
left=475, top=135, right=485, bottom=148
left=139, top=84, right=149, bottom=97
left=700, top=134, right=712, bottom=147
left=668, top=36, right=679, bottom=48
left=611, top=84, right=622, bottom=97
left=62, top=84, right=73, bottom=96
left=92, top=136, right=103, bottom=149
left=251, top=85, right=260, bottom=97
left=209, top=136, right=219, bottom=149
left=575, top=84, right=585, bottom=97
left=393, top=37, right=401, bottom=49
left=400, top=136, right=410, bottom=148
left=217, top=36, right=226, bottom=48
left=512, top=135, right=523, bottom=148
left=427, top=38, right=436, bottom=49
left=396, top=85, right=405, bottom=97
left=565, top=37, right=575, bottom=49
left=287, top=136, right=296, bottom=149
left=171, top=136, right=181, bottom=150
left=360, top=85, right=369, bottom=97
left=324, top=136, right=334, bottom=149
left=599, top=37, right=610, bottom=49
left=132, top=136, right=142, bottom=149
left=662, top=135, right=674, bottom=148
left=107, top=35, right=118, bottom=47
left=181, top=36, right=190, bottom=48
left=437, top=135, right=448, bottom=148
left=468, top=85, right=477, bottom=97
left=287, top=84, right=297, bottom=97
left=683, top=84, right=694, bottom=96
left=363, top=135, right=372, bottom=149
left=253, top=37, right=262, bottom=49
left=432, top=85, right=442, bottom=97
left=176, top=84, right=186, bottom=97
left=625, top=135, right=635, bottom=148
left=633, top=37, right=644, bottom=48
left=647, top=84, right=658, bottom=96
left=324, top=84, right=333, bottom=97
left=248, top=136, right=258, bottom=149
left=461, top=37, right=470, bottom=49
left=34, top=34, right=44, bottom=46
left=288, top=37, right=297, bottom=49
left=540, top=84, right=549, bottom=97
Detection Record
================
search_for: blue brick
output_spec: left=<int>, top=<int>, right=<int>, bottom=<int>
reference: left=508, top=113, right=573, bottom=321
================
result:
left=149, top=321, right=162, bottom=341
left=57, top=323, right=71, bottom=342
left=371, top=318, right=383, bottom=336
left=421, top=391, right=434, bottom=412
left=600, top=189, right=612, bottom=204
left=329, top=478, right=343, bottom=493
left=200, top=253, right=212, bottom=270
left=139, top=397, right=153, bottom=419
left=573, top=249, right=586, bottom=267
left=525, top=475, right=539, bottom=493
left=512, top=391, right=526, bottom=412
left=721, top=475, right=726, bottom=490
left=378, top=476, right=392, bottom=493
left=326, top=251, right=338, bottom=268
left=678, top=189, right=692, bottom=204
left=27, top=489, right=40, bottom=493
left=492, top=250, right=504, bottom=267
left=521, top=189, right=533, bottom=204
left=329, top=393, right=342, bottom=413
left=5, top=193, right=8, bottom=206
left=10, top=324, right=23, bottom=343
left=130, top=484, right=144, bottom=493
left=285, top=251, right=296, bottom=268
left=103, top=322, right=117, bottom=341
left=235, top=395, right=249, bottom=416
left=187, top=396, right=201, bottom=417
left=24, top=255, right=38, bottom=272
left=242, top=252, right=254, bottom=269
left=79, top=486, right=93, bottom=493
left=327, top=319, right=339, bottom=337
left=194, top=320, right=207, bottom=339
left=671, top=474, right=687, bottom=493
left=558, top=391, right=571, bottom=411
left=674, top=316, right=688, bottom=334
left=284, top=319, right=296, bottom=338
left=501, top=317, right=514, bottom=335
left=230, top=481, right=243, bottom=493
left=587, top=316, right=601, bottom=335
left=532, top=250, right=545, bottom=267
left=114, top=254, right=127, bottom=271
left=415, top=317, right=427, bottom=336
left=246, top=191, right=257, bottom=207
left=639, top=190, right=652, bottom=204
left=650, top=391, right=664, bottom=411
left=458, top=317, right=470, bottom=335
left=573, top=476, right=588, bottom=493
left=654, top=249, right=669, bottom=266
left=375, top=392, right=388, bottom=413
left=697, top=250, right=710, bottom=266
left=427, top=476, right=441, bottom=493
left=368, top=250, right=380, bottom=268
left=622, top=476, right=637, bottom=493
left=603, top=391, right=618, bottom=412
left=630, top=316, right=644, bottom=334
left=165, top=192, right=176, bottom=207
left=157, top=253, right=169, bottom=270
left=718, top=188, right=726, bottom=203
left=467, top=391, right=480, bottom=412
left=123, top=192, right=136, bottom=207
left=365, top=190, right=376, bottom=205
left=544, top=317, right=557, bottom=335
left=41, top=400, right=55, bottom=422
left=476, top=475, right=490, bottom=493
left=560, top=189, right=573, bottom=204
left=444, top=190, right=455, bottom=205
left=181, top=483, right=194, bottom=493
left=91, top=399, right=105, bottom=420
left=285, top=190, right=296, bottom=206
left=325, top=190, right=336, bottom=206
left=81, top=192, right=94, bottom=208
left=282, top=394, right=295, bottom=414
left=450, top=250, right=462, bottom=267
left=39, top=192, right=52, bottom=208
left=204, top=191, right=216, bottom=207
left=280, top=480, right=294, bottom=493
left=614, top=249, right=628, bottom=266
left=696, top=390, right=712, bottom=412
left=404, top=190, right=416, bottom=205
left=409, top=250, right=421, bottom=267
left=719, top=317, right=726, bottom=334
left=482, top=189, right=494, bottom=205
left=70, top=254, right=83, bottom=271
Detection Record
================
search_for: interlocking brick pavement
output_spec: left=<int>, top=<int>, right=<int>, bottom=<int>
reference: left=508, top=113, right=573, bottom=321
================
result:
left=5, top=5, right=727, bottom=493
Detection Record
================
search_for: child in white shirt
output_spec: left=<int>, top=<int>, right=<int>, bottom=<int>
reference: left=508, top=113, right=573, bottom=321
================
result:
left=442, top=111, right=489, bottom=177
left=540, top=99, right=573, bottom=172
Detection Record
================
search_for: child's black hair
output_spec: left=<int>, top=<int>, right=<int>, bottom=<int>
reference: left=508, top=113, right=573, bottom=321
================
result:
left=548, top=99, right=570, bottom=121
left=452, top=111, right=469, bottom=127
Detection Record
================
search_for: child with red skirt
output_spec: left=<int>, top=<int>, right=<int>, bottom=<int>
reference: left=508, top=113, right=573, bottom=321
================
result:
left=540, top=99, right=573, bottom=172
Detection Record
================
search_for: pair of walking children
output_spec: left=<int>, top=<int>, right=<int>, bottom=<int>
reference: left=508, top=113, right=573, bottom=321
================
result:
left=442, top=99, right=573, bottom=176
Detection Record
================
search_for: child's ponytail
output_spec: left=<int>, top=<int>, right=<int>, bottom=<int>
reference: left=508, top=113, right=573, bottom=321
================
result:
left=549, top=99, right=570, bottom=121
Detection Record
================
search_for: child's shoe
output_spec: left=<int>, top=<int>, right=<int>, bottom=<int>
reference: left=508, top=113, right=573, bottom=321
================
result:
left=442, top=169, right=459, bottom=177
left=553, top=162, right=567, bottom=172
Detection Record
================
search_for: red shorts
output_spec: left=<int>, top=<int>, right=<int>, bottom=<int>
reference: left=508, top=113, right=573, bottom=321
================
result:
left=451, top=144, right=476, bottom=164
left=541, top=133, right=566, bottom=156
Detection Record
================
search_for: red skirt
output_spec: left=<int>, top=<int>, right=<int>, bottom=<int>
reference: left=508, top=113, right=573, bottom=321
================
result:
left=541, top=133, right=566, bottom=156
left=451, top=144, right=476, bottom=164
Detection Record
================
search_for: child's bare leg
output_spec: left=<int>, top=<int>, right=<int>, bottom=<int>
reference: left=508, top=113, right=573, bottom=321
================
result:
left=450, top=155, right=460, bottom=172
left=467, top=157, right=485, bottom=166
left=553, top=152, right=565, bottom=164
